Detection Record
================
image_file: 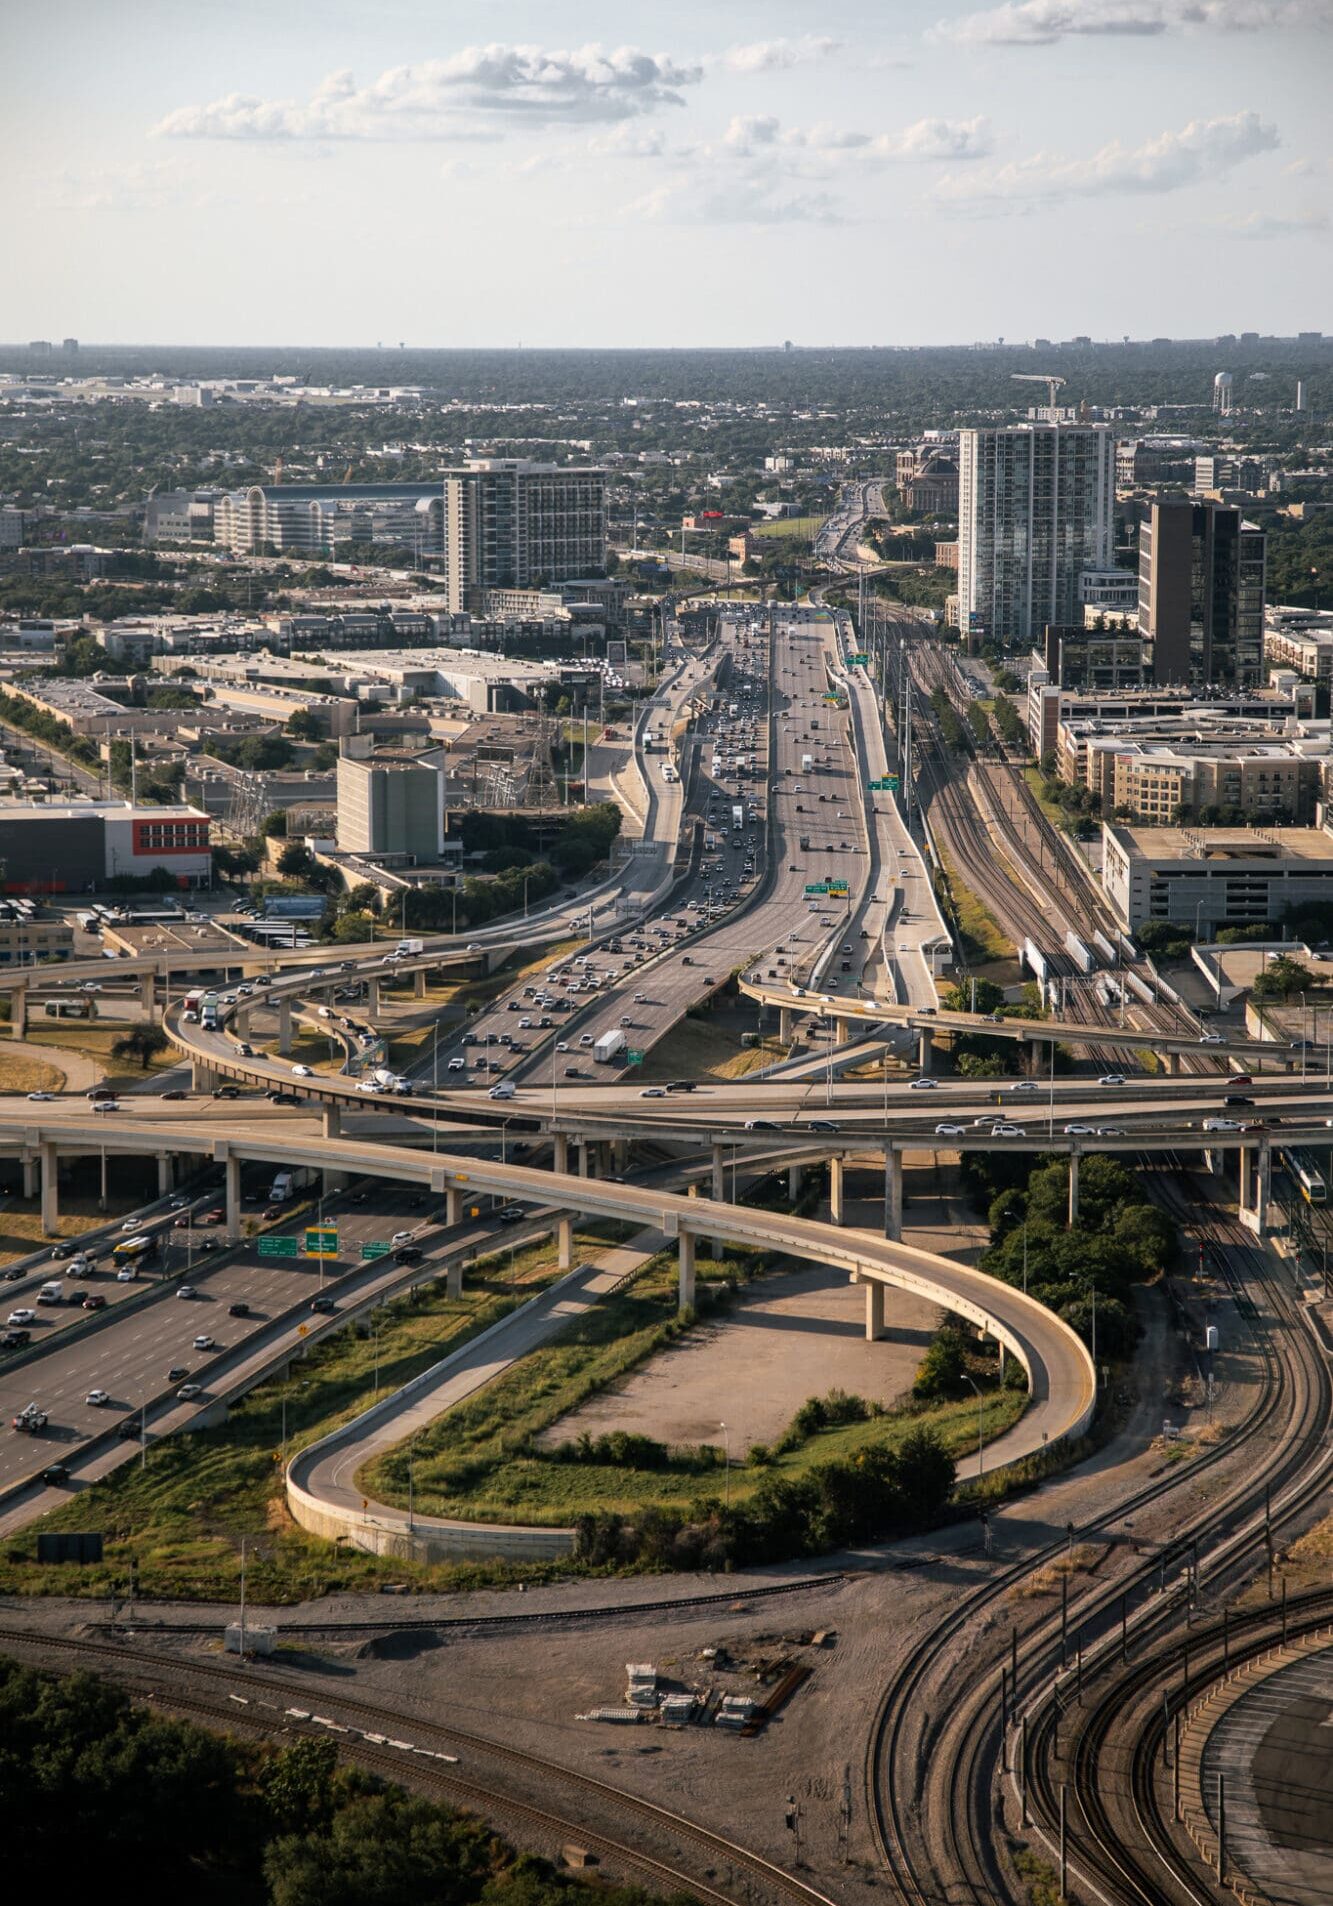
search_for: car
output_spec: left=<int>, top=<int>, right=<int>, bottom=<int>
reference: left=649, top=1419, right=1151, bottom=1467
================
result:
left=640, top=1086, right=666, bottom=1098
left=391, top=1230, right=413, bottom=1247
left=1199, top=1032, right=1226, bottom=1046
left=92, top=1099, right=121, bottom=1114
left=310, top=1296, right=337, bottom=1314
left=228, top=1302, right=251, bottom=1318
left=908, top=1077, right=938, bottom=1091
left=85, top=1388, right=109, bottom=1406
left=1063, top=1123, right=1096, bottom=1136
left=176, top=1285, right=196, bottom=1300
left=120, top=1215, right=148, bottom=1233
left=42, top=1464, right=70, bottom=1485
left=1098, top=1074, right=1126, bottom=1087
left=116, top=1417, right=141, bottom=1439
left=1008, top=1081, right=1040, bottom=1094
left=1202, top=1117, right=1241, bottom=1132
left=26, top=1091, right=55, bottom=1102
left=1095, top=1126, right=1123, bottom=1137
left=990, top=1123, right=1023, bottom=1138
left=934, top=1123, right=967, bottom=1137
left=167, top=1365, right=189, bottom=1382
left=212, top=1085, right=241, bottom=1101
left=192, top=1333, right=215, bottom=1351
left=115, top=1268, right=136, bottom=1283
left=1229, top=1074, right=1254, bottom=1087
left=177, top=1384, right=203, bottom=1400
left=0, top=1328, right=30, bottom=1347
left=498, top=1205, right=524, bottom=1224
left=555, top=1041, right=570, bottom=1053
left=291, top=1064, right=313, bottom=1078
left=82, top=1294, right=106, bottom=1311
left=394, top=1244, right=423, bottom=1264
left=161, top=1088, right=188, bottom=1100
left=7, top=1309, right=36, bottom=1327
left=744, top=1118, right=780, bottom=1130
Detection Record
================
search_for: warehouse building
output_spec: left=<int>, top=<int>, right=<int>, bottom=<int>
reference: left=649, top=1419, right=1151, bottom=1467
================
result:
left=0, top=800, right=211, bottom=893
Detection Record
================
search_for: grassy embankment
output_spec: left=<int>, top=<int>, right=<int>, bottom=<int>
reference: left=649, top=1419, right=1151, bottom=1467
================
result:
left=934, top=845, right=1018, bottom=968
left=361, top=1247, right=1026, bottom=1527
left=0, top=1228, right=614, bottom=1602
left=18, top=1023, right=177, bottom=1087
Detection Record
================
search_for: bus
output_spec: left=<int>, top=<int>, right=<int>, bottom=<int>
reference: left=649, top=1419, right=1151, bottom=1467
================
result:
left=112, top=1232, right=159, bottom=1264
left=44, top=997, right=96, bottom=1020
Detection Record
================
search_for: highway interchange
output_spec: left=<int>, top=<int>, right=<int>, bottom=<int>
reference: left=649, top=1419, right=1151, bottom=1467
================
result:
left=3, top=567, right=1332, bottom=1906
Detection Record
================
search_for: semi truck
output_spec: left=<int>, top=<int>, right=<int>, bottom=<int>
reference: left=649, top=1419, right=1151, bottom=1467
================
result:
left=269, top=1171, right=295, bottom=1204
left=731, top=804, right=745, bottom=831
left=801, top=752, right=814, bottom=773
left=594, top=1028, right=627, bottom=1065
left=199, top=993, right=219, bottom=1031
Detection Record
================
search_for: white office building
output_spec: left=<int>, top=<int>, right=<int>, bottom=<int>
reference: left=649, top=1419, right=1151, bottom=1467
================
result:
left=958, top=425, right=1115, bottom=649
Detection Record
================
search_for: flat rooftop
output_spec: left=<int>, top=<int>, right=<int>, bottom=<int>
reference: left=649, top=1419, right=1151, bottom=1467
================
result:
left=102, top=919, right=249, bottom=956
left=1112, top=824, right=1333, bottom=864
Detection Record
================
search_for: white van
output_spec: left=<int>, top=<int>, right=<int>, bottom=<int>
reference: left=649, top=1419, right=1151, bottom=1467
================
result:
left=487, top=1080, right=516, bottom=1100
left=38, top=1281, right=64, bottom=1305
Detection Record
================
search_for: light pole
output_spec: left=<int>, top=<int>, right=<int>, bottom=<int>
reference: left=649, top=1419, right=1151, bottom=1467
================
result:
left=964, top=1373, right=986, bottom=1480
left=407, top=1437, right=417, bottom=1533
left=719, top=1420, right=731, bottom=1510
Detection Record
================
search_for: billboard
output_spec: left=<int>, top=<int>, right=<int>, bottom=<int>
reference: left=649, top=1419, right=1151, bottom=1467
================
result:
left=263, top=895, right=326, bottom=920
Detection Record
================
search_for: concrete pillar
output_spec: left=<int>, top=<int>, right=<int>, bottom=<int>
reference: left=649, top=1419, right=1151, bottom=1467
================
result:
left=1166, top=1049, right=1182, bottom=1075
left=917, top=1028, right=933, bottom=1073
left=711, top=1142, right=725, bottom=1202
left=224, top=1153, right=241, bottom=1244
left=678, top=1226, right=696, bottom=1311
left=139, top=973, right=156, bottom=1017
left=1238, top=1143, right=1253, bottom=1215
left=414, top=967, right=427, bottom=999
left=779, top=1006, right=794, bottom=1043
left=883, top=1148, right=902, bottom=1241
left=447, top=1255, right=463, bottom=1298
left=157, top=1153, right=174, bottom=1196
left=865, top=1279, right=887, bottom=1342
left=1254, top=1140, right=1271, bottom=1234
left=829, top=1155, right=845, bottom=1226
left=557, top=1215, right=574, bottom=1271
left=446, top=1187, right=463, bottom=1227
left=39, top=1141, right=58, bottom=1235
left=368, top=977, right=381, bottom=1015
left=577, top=1141, right=590, bottom=1178
left=322, top=1103, right=341, bottom=1140
left=835, top=1017, right=852, bottom=1048
left=552, top=1133, right=569, bottom=1176
left=191, top=1061, right=217, bottom=1093
left=22, top=1152, right=37, bottom=1201
left=788, top=1163, right=802, bottom=1201
left=277, top=995, right=293, bottom=1057
left=11, top=987, right=26, bottom=1039
left=1068, top=1150, right=1080, bottom=1227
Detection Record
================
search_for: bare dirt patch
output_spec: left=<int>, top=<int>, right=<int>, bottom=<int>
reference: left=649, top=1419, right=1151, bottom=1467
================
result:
left=541, top=1259, right=940, bottom=1453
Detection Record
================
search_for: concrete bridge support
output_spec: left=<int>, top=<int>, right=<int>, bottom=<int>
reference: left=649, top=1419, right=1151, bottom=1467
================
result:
left=139, top=974, right=156, bottom=1018
left=367, top=977, right=381, bottom=1016
left=191, top=1061, right=218, bottom=1093
left=1165, top=1050, right=1182, bottom=1075
left=835, top=1017, right=853, bottom=1048
left=551, top=1133, right=569, bottom=1176
left=711, top=1142, right=725, bottom=1202
left=11, top=988, right=26, bottom=1038
left=224, top=1154, right=241, bottom=1244
left=1239, top=1141, right=1272, bottom=1235
left=829, top=1155, right=845, bottom=1226
left=322, top=1104, right=341, bottom=1140
left=1068, top=1151, right=1080, bottom=1227
left=917, top=1029, right=933, bottom=1074
left=22, top=1153, right=37, bottom=1201
left=158, top=1154, right=174, bottom=1196
left=557, top=1215, right=574, bottom=1272
left=277, top=996, right=293, bottom=1057
left=40, top=1141, right=57, bottom=1235
left=865, top=1278, right=887, bottom=1342
left=788, top=1163, right=802, bottom=1202
left=779, top=1006, right=794, bottom=1043
left=678, top=1226, right=696, bottom=1311
left=447, top=1255, right=463, bottom=1298
left=883, top=1148, right=902, bottom=1241
left=577, top=1141, right=590, bottom=1178
left=445, top=1187, right=463, bottom=1227
left=414, top=968, right=428, bottom=1000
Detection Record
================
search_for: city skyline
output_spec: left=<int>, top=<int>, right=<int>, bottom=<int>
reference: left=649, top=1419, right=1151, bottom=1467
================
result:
left=5, top=0, right=1330, bottom=348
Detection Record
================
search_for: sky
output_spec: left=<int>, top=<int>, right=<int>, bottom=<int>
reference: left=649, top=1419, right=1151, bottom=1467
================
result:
left=5, top=0, right=1330, bottom=349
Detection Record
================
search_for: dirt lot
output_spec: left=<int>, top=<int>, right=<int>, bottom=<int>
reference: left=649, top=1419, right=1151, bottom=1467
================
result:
left=542, top=1259, right=939, bottom=1451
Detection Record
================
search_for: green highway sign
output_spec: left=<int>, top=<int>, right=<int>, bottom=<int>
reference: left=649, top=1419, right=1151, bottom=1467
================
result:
left=304, top=1226, right=339, bottom=1259
left=805, top=882, right=830, bottom=895
left=626, top=1049, right=645, bottom=1066
left=850, top=652, right=869, bottom=665
left=258, top=1236, right=298, bottom=1259
left=361, top=1240, right=391, bottom=1261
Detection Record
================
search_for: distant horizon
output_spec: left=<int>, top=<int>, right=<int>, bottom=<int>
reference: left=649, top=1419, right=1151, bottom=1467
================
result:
left=3, top=334, right=1327, bottom=355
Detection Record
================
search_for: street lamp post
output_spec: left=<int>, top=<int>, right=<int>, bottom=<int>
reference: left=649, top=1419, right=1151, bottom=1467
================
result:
left=407, top=1438, right=417, bottom=1533
left=719, top=1420, right=731, bottom=1511
left=964, top=1375, right=986, bottom=1480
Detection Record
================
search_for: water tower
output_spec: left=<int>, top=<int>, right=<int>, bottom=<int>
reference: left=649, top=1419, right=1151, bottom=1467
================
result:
left=1212, top=370, right=1233, bottom=416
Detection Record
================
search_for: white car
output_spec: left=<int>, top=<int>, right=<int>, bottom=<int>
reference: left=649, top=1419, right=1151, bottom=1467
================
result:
left=357, top=1080, right=379, bottom=1094
left=934, top=1123, right=967, bottom=1137
left=26, top=1091, right=55, bottom=1102
left=446, top=1056, right=466, bottom=1072
left=1202, top=1117, right=1241, bottom=1132
left=1199, top=1033, right=1226, bottom=1046
left=391, top=1230, right=413, bottom=1247
left=908, top=1077, right=938, bottom=1091
left=177, top=1383, right=203, bottom=1400
left=120, top=1216, right=146, bottom=1232
left=641, top=1087, right=666, bottom=1098
left=192, top=1334, right=215, bottom=1351
left=1063, top=1123, right=1095, bottom=1136
left=176, top=1285, right=196, bottom=1300
left=1098, top=1074, right=1126, bottom=1087
left=556, top=1041, right=570, bottom=1053
left=292, top=1064, right=313, bottom=1078
left=115, top=1268, right=135, bottom=1283
left=991, top=1123, right=1023, bottom=1138
left=1008, top=1081, right=1040, bottom=1094
left=85, top=1388, right=109, bottom=1406
left=7, top=1308, right=35, bottom=1326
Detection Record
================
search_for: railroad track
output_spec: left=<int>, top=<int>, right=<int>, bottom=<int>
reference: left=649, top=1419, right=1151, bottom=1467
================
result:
left=0, top=1624, right=838, bottom=1906
left=865, top=1164, right=1331, bottom=1904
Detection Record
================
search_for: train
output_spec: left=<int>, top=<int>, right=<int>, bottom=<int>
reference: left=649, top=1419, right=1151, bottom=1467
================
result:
left=1279, top=1147, right=1328, bottom=1205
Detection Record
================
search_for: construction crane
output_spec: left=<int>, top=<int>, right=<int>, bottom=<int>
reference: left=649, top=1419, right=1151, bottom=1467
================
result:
left=1011, top=372, right=1067, bottom=411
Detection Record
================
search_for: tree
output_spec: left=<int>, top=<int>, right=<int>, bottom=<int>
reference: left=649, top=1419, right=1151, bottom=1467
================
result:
left=1252, top=954, right=1313, bottom=1001
left=277, top=843, right=316, bottom=879
left=942, top=976, right=1005, bottom=1015
left=111, top=1025, right=168, bottom=1070
left=261, top=809, right=288, bottom=838
left=344, top=883, right=382, bottom=916
left=284, top=708, right=321, bottom=741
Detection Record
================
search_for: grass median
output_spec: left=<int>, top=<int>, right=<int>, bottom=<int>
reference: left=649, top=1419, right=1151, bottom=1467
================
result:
left=0, top=1228, right=614, bottom=1603
left=362, top=1250, right=1027, bottom=1527
left=17, top=1024, right=178, bottom=1087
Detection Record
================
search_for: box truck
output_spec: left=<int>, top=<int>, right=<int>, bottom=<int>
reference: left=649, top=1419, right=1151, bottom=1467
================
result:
left=801, top=753, right=814, bottom=773
left=594, top=1029, right=627, bottom=1064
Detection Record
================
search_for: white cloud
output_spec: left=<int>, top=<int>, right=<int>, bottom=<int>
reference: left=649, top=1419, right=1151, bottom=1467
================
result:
left=1221, top=207, right=1330, bottom=237
left=933, top=0, right=1331, bottom=48
left=627, top=174, right=844, bottom=225
left=936, top=110, right=1279, bottom=203
left=587, top=124, right=671, bottom=158
left=718, top=114, right=990, bottom=162
left=717, top=36, right=841, bottom=72
left=153, top=44, right=703, bottom=140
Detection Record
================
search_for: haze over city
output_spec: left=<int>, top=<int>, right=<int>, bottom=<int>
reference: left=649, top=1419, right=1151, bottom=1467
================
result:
left=6, top=0, right=1331, bottom=346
